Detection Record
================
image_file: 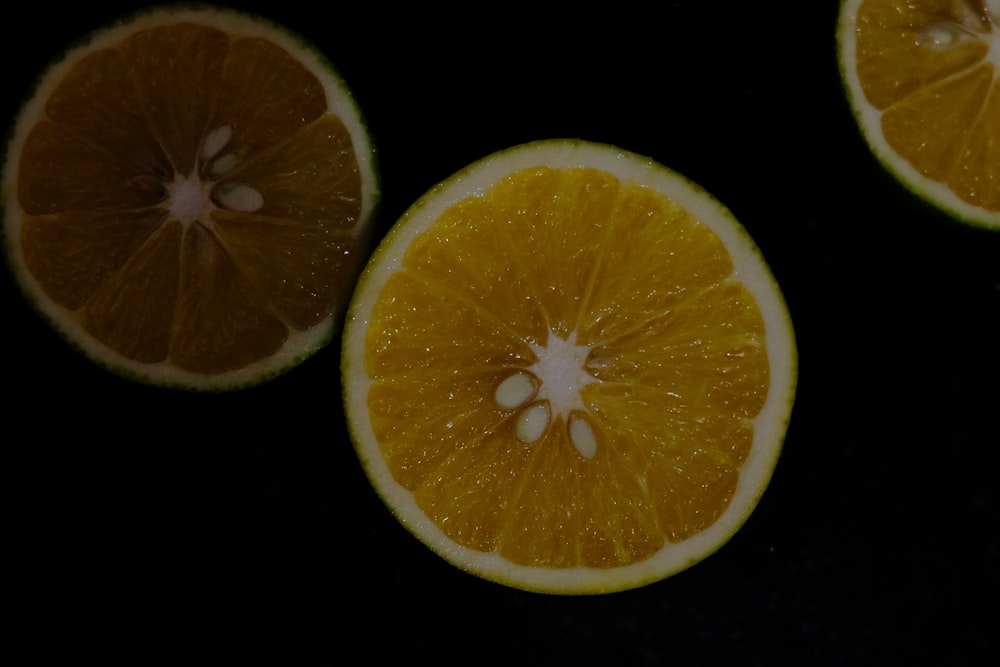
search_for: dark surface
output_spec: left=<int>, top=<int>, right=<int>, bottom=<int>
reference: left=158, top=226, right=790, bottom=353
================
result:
left=4, top=1, right=998, bottom=664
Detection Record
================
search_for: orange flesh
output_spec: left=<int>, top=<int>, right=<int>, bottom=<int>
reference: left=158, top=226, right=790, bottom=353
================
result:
left=364, top=168, right=770, bottom=569
left=16, top=22, right=363, bottom=373
left=855, top=0, right=1000, bottom=210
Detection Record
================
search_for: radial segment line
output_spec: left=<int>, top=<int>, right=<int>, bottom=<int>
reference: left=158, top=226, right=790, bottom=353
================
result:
left=585, top=278, right=731, bottom=352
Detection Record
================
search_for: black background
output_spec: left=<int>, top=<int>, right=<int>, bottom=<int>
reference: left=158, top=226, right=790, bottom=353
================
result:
left=4, top=1, right=998, bottom=664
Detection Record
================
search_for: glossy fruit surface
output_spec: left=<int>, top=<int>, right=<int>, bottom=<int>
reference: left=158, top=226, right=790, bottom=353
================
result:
left=838, top=0, right=1000, bottom=229
left=2, top=7, right=379, bottom=389
left=343, top=140, right=797, bottom=594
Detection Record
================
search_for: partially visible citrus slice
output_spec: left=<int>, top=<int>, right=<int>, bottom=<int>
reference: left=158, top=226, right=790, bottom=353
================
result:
left=2, top=7, right=379, bottom=389
left=838, top=0, right=1000, bottom=230
left=342, top=140, right=797, bottom=594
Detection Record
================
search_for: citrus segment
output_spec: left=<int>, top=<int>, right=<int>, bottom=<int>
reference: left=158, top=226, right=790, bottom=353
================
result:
left=839, top=0, right=1000, bottom=228
left=343, top=140, right=796, bottom=594
left=3, top=8, right=378, bottom=389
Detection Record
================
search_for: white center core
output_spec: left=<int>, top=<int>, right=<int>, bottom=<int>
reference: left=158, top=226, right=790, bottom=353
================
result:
left=527, top=330, right=597, bottom=420
left=167, top=173, right=212, bottom=225
left=492, top=329, right=601, bottom=457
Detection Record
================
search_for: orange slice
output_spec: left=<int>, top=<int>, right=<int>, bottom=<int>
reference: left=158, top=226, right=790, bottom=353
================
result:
left=2, top=7, right=379, bottom=389
left=342, top=140, right=797, bottom=594
left=838, top=0, right=1000, bottom=229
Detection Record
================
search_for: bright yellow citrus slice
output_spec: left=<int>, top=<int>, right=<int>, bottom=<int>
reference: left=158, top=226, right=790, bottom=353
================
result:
left=2, top=7, right=379, bottom=389
left=838, top=0, right=1000, bottom=230
left=342, top=140, right=797, bottom=594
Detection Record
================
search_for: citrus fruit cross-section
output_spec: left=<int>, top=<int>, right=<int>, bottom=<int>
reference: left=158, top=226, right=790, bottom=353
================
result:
left=342, top=140, right=797, bottom=595
left=2, top=7, right=379, bottom=389
left=838, top=0, right=1000, bottom=230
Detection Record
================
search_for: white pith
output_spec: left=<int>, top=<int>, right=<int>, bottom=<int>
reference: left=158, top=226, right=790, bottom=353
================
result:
left=1, top=7, right=379, bottom=390
left=342, top=140, right=798, bottom=595
left=838, top=0, right=1000, bottom=230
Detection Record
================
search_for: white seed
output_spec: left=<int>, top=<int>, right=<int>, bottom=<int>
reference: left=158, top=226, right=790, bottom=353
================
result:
left=495, top=371, right=536, bottom=409
left=515, top=402, right=550, bottom=444
left=569, top=415, right=597, bottom=459
left=209, top=153, right=238, bottom=178
left=202, top=124, right=233, bottom=161
left=216, top=183, right=263, bottom=213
